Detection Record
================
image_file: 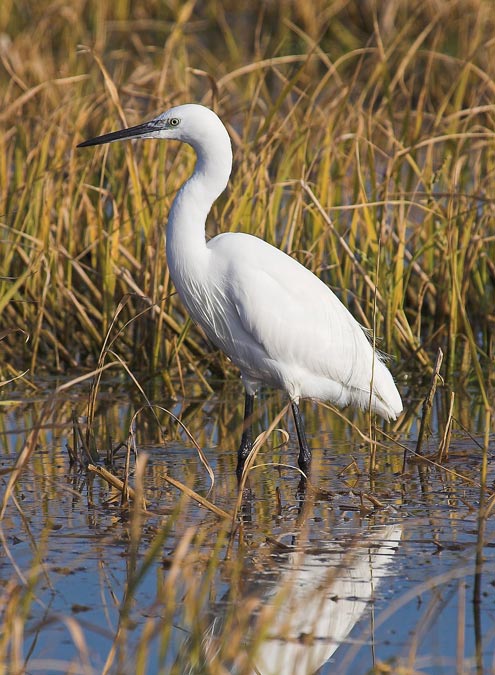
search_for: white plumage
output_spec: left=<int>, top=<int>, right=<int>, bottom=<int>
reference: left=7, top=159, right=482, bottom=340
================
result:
left=78, top=103, right=403, bottom=475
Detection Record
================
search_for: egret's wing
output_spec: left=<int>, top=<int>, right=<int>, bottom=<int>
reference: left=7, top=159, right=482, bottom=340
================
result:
left=208, top=233, right=402, bottom=417
left=225, top=243, right=371, bottom=388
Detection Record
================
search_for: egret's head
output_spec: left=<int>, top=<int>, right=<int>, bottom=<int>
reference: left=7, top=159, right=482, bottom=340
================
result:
left=77, top=103, right=226, bottom=149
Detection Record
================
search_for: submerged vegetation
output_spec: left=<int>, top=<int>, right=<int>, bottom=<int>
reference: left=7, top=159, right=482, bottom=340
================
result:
left=1, top=1, right=495, bottom=673
left=1, top=389, right=494, bottom=675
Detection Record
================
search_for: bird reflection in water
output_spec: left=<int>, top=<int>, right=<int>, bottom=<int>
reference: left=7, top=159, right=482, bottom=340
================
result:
left=246, top=523, right=402, bottom=674
left=192, top=509, right=402, bottom=675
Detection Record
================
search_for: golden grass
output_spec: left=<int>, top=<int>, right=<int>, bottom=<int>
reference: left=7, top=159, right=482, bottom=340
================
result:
left=0, top=0, right=493, bottom=402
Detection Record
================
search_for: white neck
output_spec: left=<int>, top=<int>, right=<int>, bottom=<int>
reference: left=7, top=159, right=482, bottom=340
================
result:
left=165, top=126, right=233, bottom=285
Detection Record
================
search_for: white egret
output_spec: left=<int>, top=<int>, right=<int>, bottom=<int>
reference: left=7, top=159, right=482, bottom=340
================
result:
left=78, top=104, right=402, bottom=476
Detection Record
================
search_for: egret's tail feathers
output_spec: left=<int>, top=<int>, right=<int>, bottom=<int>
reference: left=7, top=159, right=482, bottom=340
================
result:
left=369, top=359, right=403, bottom=421
left=372, top=392, right=403, bottom=421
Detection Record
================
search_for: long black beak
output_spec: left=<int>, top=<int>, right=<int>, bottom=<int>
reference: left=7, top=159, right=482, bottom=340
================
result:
left=77, top=120, right=157, bottom=148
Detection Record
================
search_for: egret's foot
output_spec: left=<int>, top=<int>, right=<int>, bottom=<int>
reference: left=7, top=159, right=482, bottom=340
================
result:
left=297, top=451, right=312, bottom=476
left=236, top=440, right=252, bottom=481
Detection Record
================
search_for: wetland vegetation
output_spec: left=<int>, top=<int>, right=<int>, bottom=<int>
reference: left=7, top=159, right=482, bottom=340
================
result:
left=1, top=1, right=494, bottom=673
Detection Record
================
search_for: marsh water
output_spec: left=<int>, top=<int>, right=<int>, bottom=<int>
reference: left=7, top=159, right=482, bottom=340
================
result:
left=1, top=378, right=494, bottom=674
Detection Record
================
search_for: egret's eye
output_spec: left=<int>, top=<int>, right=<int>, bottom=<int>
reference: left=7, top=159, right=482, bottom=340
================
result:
left=169, top=118, right=180, bottom=127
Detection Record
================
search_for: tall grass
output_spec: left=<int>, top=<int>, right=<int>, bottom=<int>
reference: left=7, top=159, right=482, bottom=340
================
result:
left=0, top=0, right=493, bottom=399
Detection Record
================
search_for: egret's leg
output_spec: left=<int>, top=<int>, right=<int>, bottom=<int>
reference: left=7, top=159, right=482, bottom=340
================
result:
left=236, top=392, right=255, bottom=478
left=291, top=401, right=312, bottom=473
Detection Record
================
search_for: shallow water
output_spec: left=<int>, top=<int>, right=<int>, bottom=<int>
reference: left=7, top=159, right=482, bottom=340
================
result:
left=1, top=380, right=494, bottom=674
